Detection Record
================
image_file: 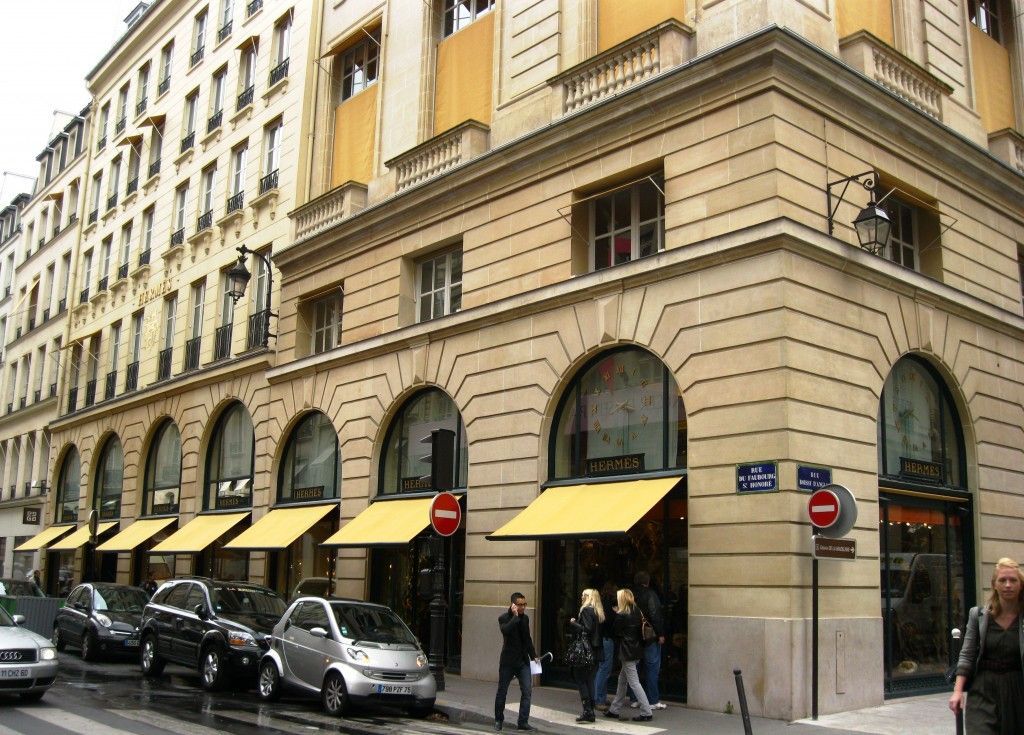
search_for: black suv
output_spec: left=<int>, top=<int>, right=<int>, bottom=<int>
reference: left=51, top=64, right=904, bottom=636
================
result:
left=139, top=577, right=286, bottom=690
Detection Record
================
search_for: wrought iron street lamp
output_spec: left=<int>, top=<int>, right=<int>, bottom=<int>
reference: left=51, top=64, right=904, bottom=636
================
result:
left=826, top=170, right=892, bottom=255
left=227, top=244, right=275, bottom=347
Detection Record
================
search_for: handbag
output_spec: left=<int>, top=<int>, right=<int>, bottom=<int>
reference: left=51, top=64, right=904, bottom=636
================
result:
left=640, top=612, right=657, bottom=644
left=564, top=631, right=595, bottom=668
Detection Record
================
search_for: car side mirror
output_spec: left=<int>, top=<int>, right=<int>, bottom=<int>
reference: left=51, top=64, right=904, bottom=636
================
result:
left=309, top=626, right=329, bottom=639
left=12, top=614, right=25, bottom=625
left=194, top=604, right=209, bottom=619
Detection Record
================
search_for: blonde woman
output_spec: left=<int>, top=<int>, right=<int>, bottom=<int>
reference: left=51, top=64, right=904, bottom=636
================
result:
left=949, top=558, right=1024, bottom=734
left=604, top=589, right=653, bottom=722
left=568, top=588, right=605, bottom=722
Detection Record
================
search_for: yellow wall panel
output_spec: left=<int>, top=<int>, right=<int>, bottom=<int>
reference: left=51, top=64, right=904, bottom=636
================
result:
left=835, top=0, right=894, bottom=46
left=331, top=85, right=378, bottom=187
left=434, top=13, right=494, bottom=135
left=970, top=26, right=1016, bottom=133
left=597, top=0, right=686, bottom=52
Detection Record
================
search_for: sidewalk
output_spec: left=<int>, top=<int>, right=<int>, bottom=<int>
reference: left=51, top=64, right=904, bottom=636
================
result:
left=435, top=675, right=953, bottom=734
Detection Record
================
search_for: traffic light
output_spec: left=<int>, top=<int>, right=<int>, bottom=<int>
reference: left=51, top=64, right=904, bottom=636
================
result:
left=420, top=428, right=455, bottom=491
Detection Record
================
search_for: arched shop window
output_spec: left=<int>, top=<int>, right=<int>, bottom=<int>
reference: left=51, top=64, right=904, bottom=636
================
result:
left=379, top=389, right=468, bottom=495
left=145, top=421, right=181, bottom=515
left=551, top=346, right=686, bottom=479
left=279, top=412, right=340, bottom=502
left=56, top=447, right=81, bottom=523
left=205, top=402, right=255, bottom=509
left=94, top=436, right=124, bottom=519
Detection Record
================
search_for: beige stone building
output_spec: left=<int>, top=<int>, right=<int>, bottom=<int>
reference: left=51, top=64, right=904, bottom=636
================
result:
left=34, top=0, right=1024, bottom=722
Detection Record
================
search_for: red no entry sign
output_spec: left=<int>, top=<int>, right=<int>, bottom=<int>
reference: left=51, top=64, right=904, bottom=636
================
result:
left=429, top=492, right=461, bottom=537
left=807, top=488, right=841, bottom=529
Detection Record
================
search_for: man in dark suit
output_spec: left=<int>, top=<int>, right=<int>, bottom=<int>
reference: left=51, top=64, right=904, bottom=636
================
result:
left=494, top=592, right=539, bottom=732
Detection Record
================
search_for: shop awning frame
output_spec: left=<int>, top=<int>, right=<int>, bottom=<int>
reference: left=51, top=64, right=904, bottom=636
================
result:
left=486, top=476, right=682, bottom=541
left=14, top=524, right=75, bottom=552
left=48, top=522, right=119, bottom=551
left=321, top=496, right=437, bottom=547
left=96, top=517, right=177, bottom=552
left=225, top=503, right=337, bottom=550
left=150, top=512, right=249, bottom=554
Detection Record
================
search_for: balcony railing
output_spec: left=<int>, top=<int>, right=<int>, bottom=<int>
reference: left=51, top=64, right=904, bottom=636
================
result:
left=107, top=192, right=118, bottom=209
left=269, top=58, right=289, bottom=86
left=246, top=0, right=263, bottom=16
left=125, top=361, right=139, bottom=392
left=52, top=224, right=61, bottom=237
left=291, top=182, right=369, bottom=241
left=126, top=177, right=139, bottom=195
left=50, top=382, right=57, bottom=398
left=58, top=297, right=66, bottom=312
left=67, top=387, right=77, bottom=413
left=104, top=371, right=117, bottom=400
left=26, top=316, right=35, bottom=331
left=80, top=287, right=89, bottom=304
left=158, top=76, right=170, bottom=95
left=115, top=117, right=126, bottom=135
left=180, top=131, right=195, bottom=153
left=69, top=213, right=78, bottom=225
left=218, top=21, right=232, bottom=42
left=227, top=191, right=244, bottom=213
left=247, top=308, right=272, bottom=349
left=136, top=98, right=148, bottom=116
left=258, top=169, right=278, bottom=195
left=2, top=287, right=9, bottom=300
left=197, top=210, right=213, bottom=231
left=184, top=336, right=202, bottom=371
left=214, top=323, right=233, bottom=360
left=38, top=236, right=45, bottom=248
left=98, top=276, right=108, bottom=292
left=190, top=46, right=205, bottom=66
left=33, top=389, right=41, bottom=403
left=96, top=136, right=107, bottom=151
left=42, top=307, right=50, bottom=321
left=170, top=227, right=185, bottom=246
left=19, top=396, right=26, bottom=409
left=118, top=262, right=129, bottom=279
left=15, top=326, right=22, bottom=339
left=207, top=109, right=223, bottom=133
left=236, top=84, right=254, bottom=111
left=390, top=120, right=490, bottom=192
left=148, top=159, right=162, bottom=178
left=158, top=347, right=173, bottom=380
left=88, top=208, right=99, bottom=224
left=5, top=403, right=11, bottom=414
left=84, top=379, right=96, bottom=407
left=138, top=248, right=151, bottom=266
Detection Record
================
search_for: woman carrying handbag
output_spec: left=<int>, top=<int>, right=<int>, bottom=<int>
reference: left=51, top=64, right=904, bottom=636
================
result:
left=568, top=588, right=605, bottom=723
left=604, top=588, right=653, bottom=722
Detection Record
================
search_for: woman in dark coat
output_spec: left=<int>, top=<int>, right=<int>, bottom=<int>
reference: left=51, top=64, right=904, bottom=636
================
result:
left=604, top=588, right=653, bottom=722
left=949, top=557, right=1023, bottom=734
left=569, top=588, right=605, bottom=722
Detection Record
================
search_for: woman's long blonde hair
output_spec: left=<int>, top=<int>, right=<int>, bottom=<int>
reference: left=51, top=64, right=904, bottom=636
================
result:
left=987, top=557, right=1024, bottom=617
left=580, top=588, right=605, bottom=623
left=616, top=588, right=636, bottom=615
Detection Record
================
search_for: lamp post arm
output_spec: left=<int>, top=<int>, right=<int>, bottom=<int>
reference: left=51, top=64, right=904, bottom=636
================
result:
left=236, top=245, right=274, bottom=314
left=826, top=170, right=877, bottom=236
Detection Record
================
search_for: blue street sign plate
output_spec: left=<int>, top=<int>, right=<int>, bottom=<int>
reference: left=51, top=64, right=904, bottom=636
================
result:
left=737, top=462, right=778, bottom=493
left=797, top=465, right=832, bottom=492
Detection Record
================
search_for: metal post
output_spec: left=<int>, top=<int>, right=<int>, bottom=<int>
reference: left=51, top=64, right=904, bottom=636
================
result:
left=812, top=535, right=819, bottom=720
left=732, top=669, right=754, bottom=735
left=428, top=534, right=447, bottom=692
left=951, top=627, right=963, bottom=735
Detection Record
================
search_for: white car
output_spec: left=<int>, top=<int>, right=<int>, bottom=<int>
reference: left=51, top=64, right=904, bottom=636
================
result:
left=258, top=596, right=436, bottom=717
left=0, top=606, right=59, bottom=701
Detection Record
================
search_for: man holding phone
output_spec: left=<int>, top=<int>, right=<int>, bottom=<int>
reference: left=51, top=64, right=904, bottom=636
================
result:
left=494, top=592, right=539, bottom=731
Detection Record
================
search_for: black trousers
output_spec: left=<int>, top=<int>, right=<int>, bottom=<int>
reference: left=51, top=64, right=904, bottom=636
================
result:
left=572, top=662, right=597, bottom=707
left=495, top=662, right=532, bottom=725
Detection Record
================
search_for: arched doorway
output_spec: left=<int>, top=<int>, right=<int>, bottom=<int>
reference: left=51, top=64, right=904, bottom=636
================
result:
left=877, top=355, right=973, bottom=695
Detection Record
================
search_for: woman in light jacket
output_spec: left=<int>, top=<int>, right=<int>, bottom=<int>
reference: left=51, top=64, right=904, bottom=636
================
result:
left=569, top=588, right=605, bottom=723
left=949, top=557, right=1023, bottom=734
left=604, top=588, right=652, bottom=722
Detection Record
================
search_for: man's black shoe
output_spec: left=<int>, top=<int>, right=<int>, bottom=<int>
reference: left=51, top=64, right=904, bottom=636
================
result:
left=604, top=711, right=621, bottom=719
left=516, top=725, right=538, bottom=732
left=494, top=721, right=503, bottom=731
left=632, top=714, right=653, bottom=722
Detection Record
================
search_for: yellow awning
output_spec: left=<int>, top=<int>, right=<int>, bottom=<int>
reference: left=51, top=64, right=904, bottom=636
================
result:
left=225, top=504, right=336, bottom=550
left=49, top=522, right=118, bottom=551
left=150, top=512, right=249, bottom=554
left=487, top=477, right=681, bottom=541
left=96, top=517, right=177, bottom=552
left=14, top=524, right=75, bottom=551
left=322, top=497, right=433, bottom=547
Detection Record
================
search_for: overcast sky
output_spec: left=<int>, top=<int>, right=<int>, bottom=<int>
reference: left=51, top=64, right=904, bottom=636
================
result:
left=0, top=1, right=143, bottom=205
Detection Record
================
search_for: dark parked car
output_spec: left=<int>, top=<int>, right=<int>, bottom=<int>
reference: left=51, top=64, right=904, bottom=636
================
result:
left=52, top=583, right=148, bottom=660
left=139, top=577, right=286, bottom=691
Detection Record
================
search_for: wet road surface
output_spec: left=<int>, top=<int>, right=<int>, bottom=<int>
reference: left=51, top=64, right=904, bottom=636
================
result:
left=0, top=652, right=493, bottom=735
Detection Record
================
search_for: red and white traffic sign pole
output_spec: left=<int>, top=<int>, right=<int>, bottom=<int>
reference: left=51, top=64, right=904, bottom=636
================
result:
left=429, top=491, right=462, bottom=537
left=808, top=488, right=841, bottom=530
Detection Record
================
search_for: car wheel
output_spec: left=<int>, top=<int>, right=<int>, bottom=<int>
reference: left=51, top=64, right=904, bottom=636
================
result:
left=51, top=625, right=66, bottom=652
left=19, top=691, right=45, bottom=703
left=257, top=658, right=281, bottom=701
left=321, top=671, right=348, bottom=717
left=200, top=645, right=227, bottom=691
left=81, top=629, right=98, bottom=662
left=140, top=635, right=165, bottom=676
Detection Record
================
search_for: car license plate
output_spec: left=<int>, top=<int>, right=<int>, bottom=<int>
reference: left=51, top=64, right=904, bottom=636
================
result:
left=0, top=668, right=29, bottom=679
left=124, top=638, right=139, bottom=648
left=376, top=684, right=412, bottom=695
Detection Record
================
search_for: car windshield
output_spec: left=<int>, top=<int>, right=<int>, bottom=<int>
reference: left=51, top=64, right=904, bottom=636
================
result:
left=93, top=586, right=149, bottom=613
left=212, top=585, right=286, bottom=617
left=330, top=602, right=418, bottom=646
left=0, top=606, right=13, bottom=626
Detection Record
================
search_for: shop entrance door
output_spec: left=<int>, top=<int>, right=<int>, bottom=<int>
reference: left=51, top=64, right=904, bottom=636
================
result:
left=880, top=493, right=972, bottom=695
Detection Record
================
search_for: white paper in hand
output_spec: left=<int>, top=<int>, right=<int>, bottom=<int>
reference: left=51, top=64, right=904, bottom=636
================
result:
left=530, top=660, right=543, bottom=675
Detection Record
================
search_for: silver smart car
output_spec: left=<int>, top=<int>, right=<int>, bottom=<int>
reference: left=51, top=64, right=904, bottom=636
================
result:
left=258, top=596, right=435, bottom=717
left=0, top=606, right=59, bottom=701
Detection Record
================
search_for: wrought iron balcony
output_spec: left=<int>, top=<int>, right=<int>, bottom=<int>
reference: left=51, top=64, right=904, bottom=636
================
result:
left=52, top=224, right=61, bottom=237
left=50, top=382, right=57, bottom=397
left=138, top=248, right=151, bottom=266
left=88, top=208, right=99, bottom=224
left=125, top=361, right=139, bottom=392
left=84, top=379, right=96, bottom=407
left=180, top=131, right=195, bottom=153
left=107, top=192, right=118, bottom=209
left=247, top=308, right=272, bottom=350
left=269, top=59, right=289, bottom=86
left=197, top=210, right=213, bottom=231
left=67, top=387, right=77, bottom=413
left=15, top=326, right=22, bottom=339
left=158, top=76, right=170, bottom=95
left=136, top=98, right=148, bottom=116
left=33, top=389, right=41, bottom=403
left=246, top=0, right=262, bottom=16
left=19, top=396, right=26, bottom=409
left=58, top=297, right=66, bottom=312
left=115, top=117, right=126, bottom=135
left=158, top=347, right=172, bottom=380
left=42, top=308, right=50, bottom=321
left=218, top=21, right=232, bottom=42
left=104, top=370, right=117, bottom=400
left=207, top=109, right=223, bottom=133
left=69, top=213, right=78, bottom=225
left=96, top=136, right=107, bottom=151
left=6, top=402, right=12, bottom=414
left=80, top=287, right=89, bottom=304
left=126, top=177, right=139, bottom=195
left=2, top=287, right=9, bottom=300
left=258, top=169, right=278, bottom=195
left=118, top=262, right=129, bottom=279
left=170, top=227, right=185, bottom=246
left=214, top=323, right=233, bottom=360
left=38, top=236, right=45, bottom=248
left=98, top=276, right=108, bottom=292
left=190, top=46, right=205, bottom=67
left=148, top=158, right=161, bottom=178
left=227, top=191, right=244, bottom=213
left=27, top=317, right=35, bottom=331
left=236, top=84, right=254, bottom=111
left=184, top=336, right=201, bottom=371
